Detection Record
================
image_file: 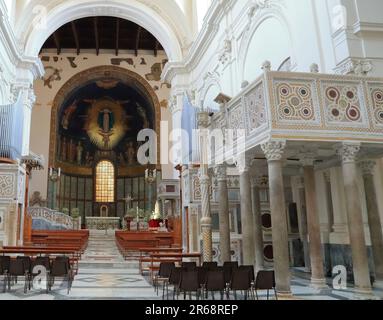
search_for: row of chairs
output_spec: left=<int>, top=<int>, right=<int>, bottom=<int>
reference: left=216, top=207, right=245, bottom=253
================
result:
left=0, top=256, right=74, bottom=294
left=154, top=261, right=277, bottom=300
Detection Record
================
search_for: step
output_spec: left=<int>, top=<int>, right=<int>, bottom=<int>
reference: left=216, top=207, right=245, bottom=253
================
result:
left=79, top=261, right=139, bottom=269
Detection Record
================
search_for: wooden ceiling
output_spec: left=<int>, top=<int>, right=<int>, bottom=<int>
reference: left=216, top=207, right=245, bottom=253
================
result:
left=42, top=17, right=164, bottom=56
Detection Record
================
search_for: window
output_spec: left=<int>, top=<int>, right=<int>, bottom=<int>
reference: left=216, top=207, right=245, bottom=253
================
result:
left=95, top=161, right=115, bottom=203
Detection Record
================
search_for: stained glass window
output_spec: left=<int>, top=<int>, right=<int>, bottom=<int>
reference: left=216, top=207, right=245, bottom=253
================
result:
left=95, top=161, right=115, bottom=203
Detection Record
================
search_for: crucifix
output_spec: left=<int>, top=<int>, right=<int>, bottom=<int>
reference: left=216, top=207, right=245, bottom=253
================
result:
left=123, top=194, right=134, bottom=214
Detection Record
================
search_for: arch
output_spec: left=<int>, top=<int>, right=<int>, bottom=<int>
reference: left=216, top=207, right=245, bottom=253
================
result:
left=18, top=0, right=188, bottom=61
left=200, top=72, right=222, bottom=111
left=238, top=10, right=295, bottom=82
left=95, top=160, right=115, bottom=203
left=48, top=66, right=162, bottom=167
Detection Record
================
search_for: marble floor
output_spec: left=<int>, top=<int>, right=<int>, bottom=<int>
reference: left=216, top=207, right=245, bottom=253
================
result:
left=0, top=231, right=382, bottom=300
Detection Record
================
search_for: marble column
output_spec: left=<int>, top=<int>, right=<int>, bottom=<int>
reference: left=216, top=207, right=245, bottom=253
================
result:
left=198, top=111, right=213, bottom=262
left=302, top=156, right=327, bottom=288
left=251, top=175, right=265, bottom=271
left=261, top=140, right=291, bottom=295
left=339, top=143, right=372, bottom=293
left=216, top=164, right=231, bottom=263
left=291, top=176, right=311, bottom=272
left=360, top=161, right=383, bottom=282
left=238, top=154, right=255, bottom=266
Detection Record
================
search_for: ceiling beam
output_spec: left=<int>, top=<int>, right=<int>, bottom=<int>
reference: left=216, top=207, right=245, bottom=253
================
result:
left=94, top=17, right=100, bottom=55
left=53, top=32, right=61, bottom=55
left=115, top=18, right=120, bottom=56
left=154, top=40, right=159, bottom=57
left=135, top=26, right=142, bottom=57
left=71, top=21, right=80, bottom=55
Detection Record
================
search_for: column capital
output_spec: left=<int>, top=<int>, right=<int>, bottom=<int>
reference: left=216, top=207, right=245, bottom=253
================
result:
left=359, top=160, right=376, bottom=176
left=261, top=140, right=286, bottom=161
left=199, top=170, right=210, bottom=185
left=337, top=143, right=361, bottom=164
left=215, top=164, right=227, bottom=182
left=197, top=111, right=210, bottom=129
left=300, top=153, right=316, bottom=167
left=168, top=95, right=182, bottom=114
left=235, top=153, right=253, bottom=174
left=251, top=175, right=268, bottom=188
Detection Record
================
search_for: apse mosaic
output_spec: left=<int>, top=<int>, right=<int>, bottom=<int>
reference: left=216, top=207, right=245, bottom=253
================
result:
left=57, top=78, right=154, bottom=168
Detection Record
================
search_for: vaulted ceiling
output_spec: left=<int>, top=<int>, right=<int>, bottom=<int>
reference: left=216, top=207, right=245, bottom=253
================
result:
left=41, top=17, right=164, bottom=56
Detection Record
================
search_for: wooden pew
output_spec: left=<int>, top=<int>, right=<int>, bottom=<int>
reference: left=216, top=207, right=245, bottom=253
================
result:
left=31, top=230, right=89, bottom=252
left=115, top=231, right=175, bottom=259
left=138, top=247, right=184, bottom=274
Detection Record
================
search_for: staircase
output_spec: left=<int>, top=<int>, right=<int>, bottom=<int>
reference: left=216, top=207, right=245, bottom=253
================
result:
left=79, top=230, right=138, bottom=269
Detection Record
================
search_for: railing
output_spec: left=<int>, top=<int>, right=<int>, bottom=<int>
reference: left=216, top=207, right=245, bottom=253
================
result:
left=0, top=92, right=24, bottom=159
left=28, top=207, right=75, bottom=230
left=210, top=70, right=383, bottom=151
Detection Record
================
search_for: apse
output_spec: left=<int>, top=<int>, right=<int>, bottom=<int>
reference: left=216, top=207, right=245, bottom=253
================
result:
left=48, top=75, right=157, bottom=223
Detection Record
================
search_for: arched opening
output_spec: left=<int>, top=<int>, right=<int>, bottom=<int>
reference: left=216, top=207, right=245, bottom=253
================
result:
left=242, top=17, right=292, bottom=82
left=95, top=161, right=115, bottom=204
left=41, top=66, right=161, bottom=222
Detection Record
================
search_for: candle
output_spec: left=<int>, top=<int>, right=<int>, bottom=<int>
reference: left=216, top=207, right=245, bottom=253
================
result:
left=58, top=168, right=61, bottom=177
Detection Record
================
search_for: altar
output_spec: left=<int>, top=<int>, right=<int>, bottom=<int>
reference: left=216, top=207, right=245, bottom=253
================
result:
left=86, top=217, right=121, bottom=230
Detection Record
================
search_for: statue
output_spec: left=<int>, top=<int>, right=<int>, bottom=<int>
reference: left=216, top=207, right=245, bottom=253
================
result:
left=68, top=139, right=75, bottom=163
left=62, top=100, right=77, bottom=130
left=85, top=152, right=93, bottom=166
left=76, top=141, right=83, bottom=165
left=61, top=137, right=67, bottom=161
left=98, top=108, right=114, bottom=133
left=126, top=142, right=136, bottom=165
left=119, top=152, right=125, bottom=166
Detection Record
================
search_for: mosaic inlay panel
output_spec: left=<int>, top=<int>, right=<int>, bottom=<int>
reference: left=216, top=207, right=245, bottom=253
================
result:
left=0, top=173, right=15, bottom=198
left=322, top=83, right=367, bottom=127
left=244, top=82, right=267, bottom=133
left=369, top=86, right=383, bottom=128
left=228, top=101, right=245, bottom=130
left=273, top=81, right=319, bottom=125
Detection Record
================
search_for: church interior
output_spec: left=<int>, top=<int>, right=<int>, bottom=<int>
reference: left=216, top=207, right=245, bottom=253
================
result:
left=1, top=0, right=383, bottom=301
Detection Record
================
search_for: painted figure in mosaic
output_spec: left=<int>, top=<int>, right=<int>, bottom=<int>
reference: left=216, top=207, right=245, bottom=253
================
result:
left=126, top=142, right=136, bottom=165
left=77, top=141, right=83, bottom=165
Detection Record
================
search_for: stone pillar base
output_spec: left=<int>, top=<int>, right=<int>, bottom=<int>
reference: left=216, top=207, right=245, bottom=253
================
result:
left=276, top=292, right=295, bottom=300
left=310, top=278, right=329, bottom=290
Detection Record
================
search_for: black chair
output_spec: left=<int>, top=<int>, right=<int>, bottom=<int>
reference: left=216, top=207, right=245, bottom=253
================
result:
left=223, top=261, right=239, bottom=269
left=254, top=270, right=277, bottom=300
left=223, top=263, right=238, bottom=288
left=31, top=257, right=51, bottom=293
left=205, top=270, right=227, bottom=300
left=230, top=268, right=253, bottom=300
left=154, top=262, right=175, bottom=298
left=0, top=256, right=10, bottom=293
left=202, top=262, right=218, bottom=271
left=179, top=270, right=201, bottom=300
left=182, top=262, right=197, bottom=271
left=49, top=256, right=73, bottom=294
left=196, top=267, right=207, bottom=296
left=166, top=267, right=184, bottom=300
left=9, top=257, right=30, bottom=293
